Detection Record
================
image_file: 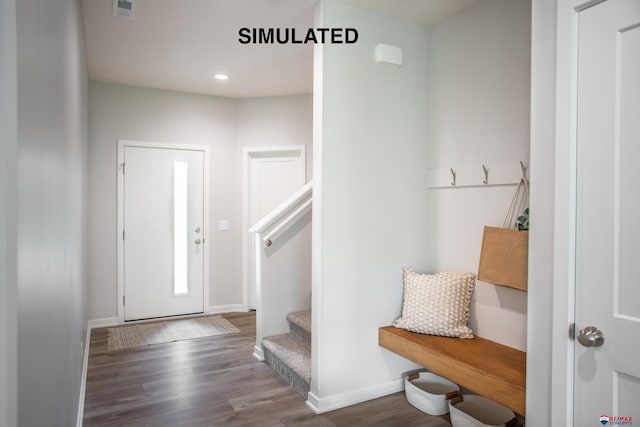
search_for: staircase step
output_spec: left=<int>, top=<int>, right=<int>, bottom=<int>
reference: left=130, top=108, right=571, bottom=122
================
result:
left=286, top=310, right=311, bottom=345
left=262, top=333, right=311, bottom=400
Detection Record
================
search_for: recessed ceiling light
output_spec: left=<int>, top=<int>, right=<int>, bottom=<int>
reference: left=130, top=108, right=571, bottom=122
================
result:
left=214, top=74, right=230, bottom=81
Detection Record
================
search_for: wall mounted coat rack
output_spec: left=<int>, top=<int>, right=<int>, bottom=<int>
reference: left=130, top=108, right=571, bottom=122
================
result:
left=428, top=161, right=528, bottom=189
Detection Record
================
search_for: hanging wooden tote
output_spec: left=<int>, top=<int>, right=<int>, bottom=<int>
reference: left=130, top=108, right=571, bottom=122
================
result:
left=477, top=178, right=529, bottom=292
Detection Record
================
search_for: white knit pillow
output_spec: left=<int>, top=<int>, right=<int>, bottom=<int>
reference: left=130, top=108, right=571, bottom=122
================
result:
left=393, top=269, right=475, bottom=339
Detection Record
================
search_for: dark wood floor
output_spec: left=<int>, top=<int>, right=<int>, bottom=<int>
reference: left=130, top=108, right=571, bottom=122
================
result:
left=83, top=312, right=451, bottom=426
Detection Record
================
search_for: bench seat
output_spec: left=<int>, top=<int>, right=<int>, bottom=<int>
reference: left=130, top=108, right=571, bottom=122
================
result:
left=378, top=326, right=526, bottom=416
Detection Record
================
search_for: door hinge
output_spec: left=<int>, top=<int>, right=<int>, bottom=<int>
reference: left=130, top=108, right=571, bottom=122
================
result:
left=122, top=230, right=125, bottom=240
left=569, top=323, right=575, bottom=340
left=121, top=162, right=125, bottom=174
left=123, top=295, right=125, bottom=305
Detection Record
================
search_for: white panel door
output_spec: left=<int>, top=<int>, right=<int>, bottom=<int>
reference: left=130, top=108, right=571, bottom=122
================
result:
left=575, top=0, right=640, bottom=423
left=248, top=150, right=305, bottom=309
left=123, top=146, right=205, bottom=321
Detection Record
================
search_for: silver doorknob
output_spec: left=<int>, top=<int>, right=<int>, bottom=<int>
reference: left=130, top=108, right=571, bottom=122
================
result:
left=577, top=326, right=605, bottom=348
left=195, top=238, right=202, bottom=245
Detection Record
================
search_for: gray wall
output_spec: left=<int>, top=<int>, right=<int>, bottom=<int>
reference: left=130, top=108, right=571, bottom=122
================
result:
left=1, top=0, right=18, bottom=424
left=14, top=0, right=88, bottom=425
left=88, top=82, right=236, bottom=318
left=87, top=82, right=313, bottom=320
left=237, top=95, right=314, bottom=179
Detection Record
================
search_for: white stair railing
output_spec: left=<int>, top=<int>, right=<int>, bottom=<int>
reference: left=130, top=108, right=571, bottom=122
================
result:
left=249, top=181, right=312, bottom=360
left=249, top=181, right=312, bottom=244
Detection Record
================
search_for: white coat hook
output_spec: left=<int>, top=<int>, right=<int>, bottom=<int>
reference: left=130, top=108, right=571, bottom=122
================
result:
left=520, top=161, right=528, bottom=181
left=482, top=165, right=489, bottom=184
left=450, top=168, right=456, bottom=186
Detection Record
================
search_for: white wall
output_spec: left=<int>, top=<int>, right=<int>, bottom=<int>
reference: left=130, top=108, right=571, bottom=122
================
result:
left=311, top=0, right=431, bottom=411
left=312, top=0, right=532, bottom=412
left=527, top=0, right=557, bottom=423
left=426, top=0, right=531, bottom=350
left=15, top=0, right=88, bottom=425
left=1, top=0, right=18, bottom=424
left=87, top=83, right=312, bottom=320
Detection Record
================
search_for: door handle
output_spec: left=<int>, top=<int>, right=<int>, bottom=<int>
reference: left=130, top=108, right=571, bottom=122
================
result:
left=195, top=238, right=202, bottom=245
left=577, top=326, right=605, bottom=348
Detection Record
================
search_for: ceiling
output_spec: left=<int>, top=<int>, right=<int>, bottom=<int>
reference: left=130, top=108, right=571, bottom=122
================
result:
left=342, top=0, right=480, bottom=26
left=82, top=0, right=479, bottom=98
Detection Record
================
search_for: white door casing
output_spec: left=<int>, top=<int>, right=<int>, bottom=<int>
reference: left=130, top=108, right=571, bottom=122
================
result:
left=117, top=141, right=210, bottom=322
left=574, top=0, right=640, bottom=424
left=242, top=146, right=306, bottom=310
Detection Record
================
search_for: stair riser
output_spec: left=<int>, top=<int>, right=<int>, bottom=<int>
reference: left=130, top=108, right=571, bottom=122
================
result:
left=263, top=346, right=310, bottom=400
left=288, top=321, right=311, bottom=346
left=285, top=310, right=311, bottom=342
left=262, top=310, right=312, bottom=400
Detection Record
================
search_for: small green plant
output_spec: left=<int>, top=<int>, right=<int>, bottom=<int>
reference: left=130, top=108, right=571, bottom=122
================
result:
left=517, top=208, right=529, bottom=231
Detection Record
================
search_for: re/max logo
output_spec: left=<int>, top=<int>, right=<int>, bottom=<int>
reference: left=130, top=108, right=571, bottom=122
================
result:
left=238, top=27, right=358, bottom=44
left=601, top=415, right=633, bottom=426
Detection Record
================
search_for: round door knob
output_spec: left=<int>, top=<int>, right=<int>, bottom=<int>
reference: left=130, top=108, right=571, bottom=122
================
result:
left=577, top=326, right=605, bottom=348
left=195, top=238, right=202, bottom=245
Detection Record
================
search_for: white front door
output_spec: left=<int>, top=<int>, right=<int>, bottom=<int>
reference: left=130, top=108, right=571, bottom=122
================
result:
left=574, top=0, right=640, bottom=423
left=247, top=148, right=305, bottom=309
left=120, top=143, right=206, bottom=321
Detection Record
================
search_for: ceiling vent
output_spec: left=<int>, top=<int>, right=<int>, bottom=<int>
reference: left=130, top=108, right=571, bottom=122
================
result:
left=112, top=0, right=137, bottom=20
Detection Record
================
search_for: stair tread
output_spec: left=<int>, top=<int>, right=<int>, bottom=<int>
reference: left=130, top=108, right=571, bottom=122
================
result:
left=286, top=310, right=311, bottom=335
left=262, top=333, right=311, bottom=383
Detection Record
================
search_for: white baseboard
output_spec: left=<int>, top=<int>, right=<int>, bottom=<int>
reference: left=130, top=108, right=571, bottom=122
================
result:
left=253, top=345, right=264, bottom=361
left=76, top=324, right=92, bottom=427
left=206, top=304, right=247, bottom=314
left=88, top=317, right=119, bottom=328
left=306, top=378, right=404, bottom=414
left=77, top=316, right=118, bottom=424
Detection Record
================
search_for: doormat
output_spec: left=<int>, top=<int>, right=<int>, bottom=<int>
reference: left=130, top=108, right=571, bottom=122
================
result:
left=106, top=315, right=240, bottom=351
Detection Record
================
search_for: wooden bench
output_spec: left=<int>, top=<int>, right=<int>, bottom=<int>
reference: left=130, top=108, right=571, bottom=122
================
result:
left=379, top=326, right=526, bottom=416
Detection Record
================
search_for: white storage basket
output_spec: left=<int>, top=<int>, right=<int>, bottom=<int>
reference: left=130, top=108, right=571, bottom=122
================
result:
left=449, top=395, right=516, bottom=427
left=404, top=371, right=460, bottom=416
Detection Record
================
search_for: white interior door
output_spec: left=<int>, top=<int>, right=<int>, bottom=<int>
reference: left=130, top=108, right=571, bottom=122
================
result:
left=574, top=0, right=640, bottom=423
left=248, top=149, right=305, bottom=309
left=122, top=145, right=205, bottom=321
